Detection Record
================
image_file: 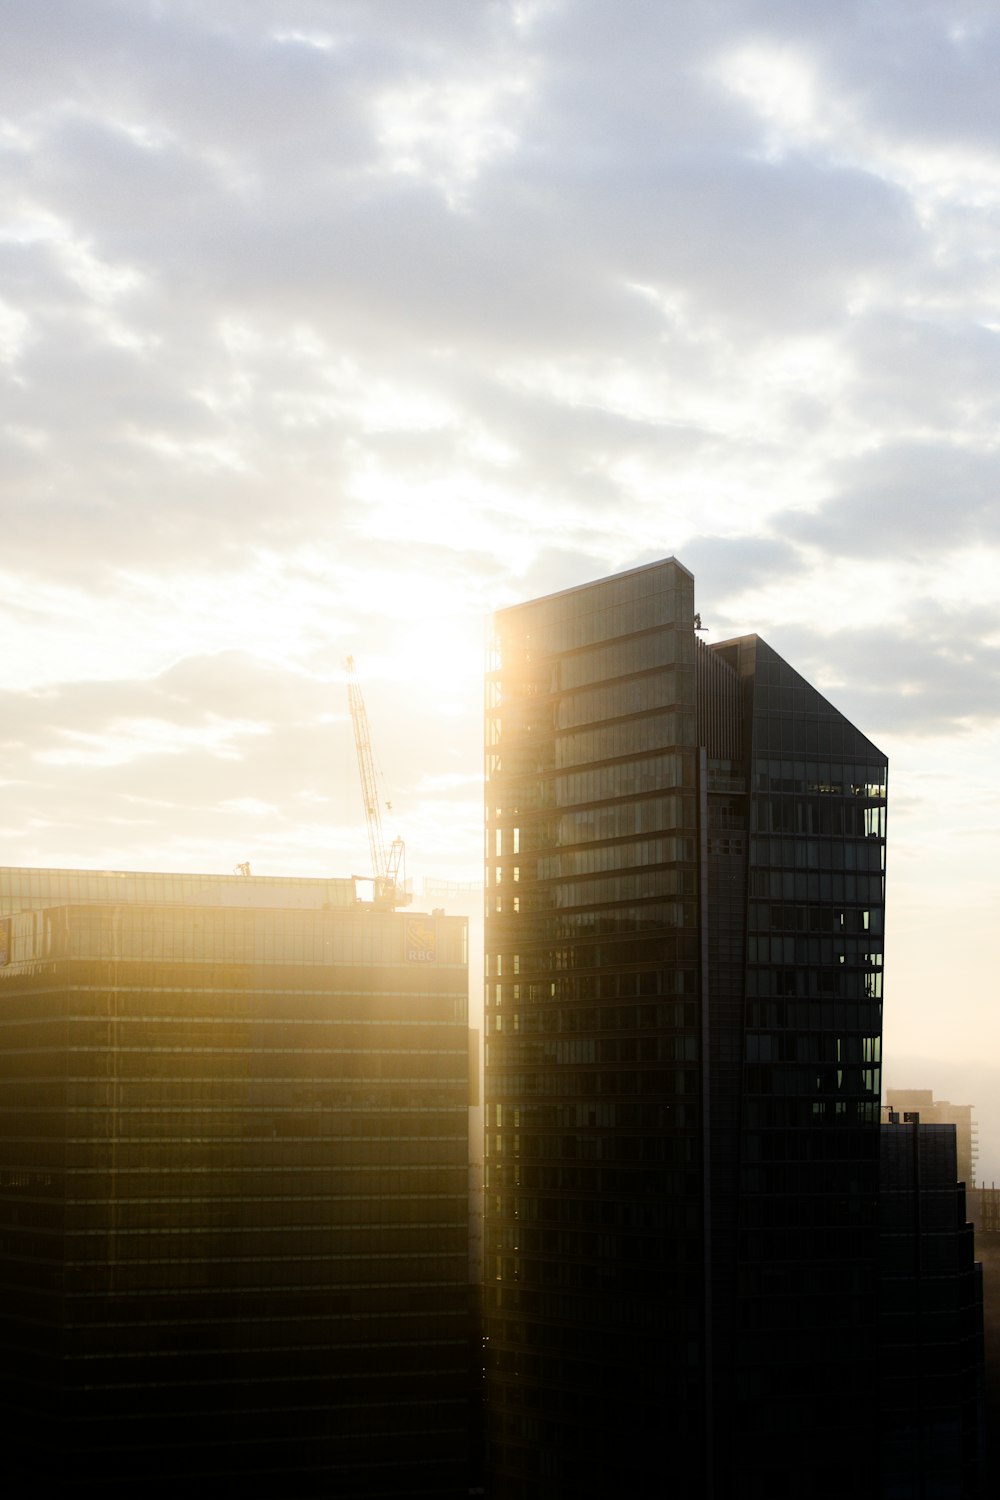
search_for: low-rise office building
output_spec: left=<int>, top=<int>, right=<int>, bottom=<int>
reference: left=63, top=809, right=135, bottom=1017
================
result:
left=0, top=868, right=469, bottom=1497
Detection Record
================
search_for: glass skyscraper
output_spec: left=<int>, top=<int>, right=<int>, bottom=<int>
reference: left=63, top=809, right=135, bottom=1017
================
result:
left=484, top=559, right=888, bottom=1498
left=0, top=870, right=470, bottom=1497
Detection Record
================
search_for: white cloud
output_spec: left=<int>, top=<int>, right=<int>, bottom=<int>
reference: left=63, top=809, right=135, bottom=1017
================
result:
left=36, top=714, right=269, bottom=768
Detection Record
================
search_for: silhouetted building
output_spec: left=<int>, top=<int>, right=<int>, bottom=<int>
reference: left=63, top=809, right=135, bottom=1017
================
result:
left=888, top=1088, right=978, bottom=1188
left=880, top=1113, right=984, bottom=1498
left=969, top=1196, right=1000, bottom=1493
left=0, top=868, right=469, bottom=1498
left=484, top=559, right=888, bottom=1498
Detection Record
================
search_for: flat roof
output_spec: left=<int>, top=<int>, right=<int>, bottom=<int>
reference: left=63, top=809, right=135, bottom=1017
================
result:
left=0, top=866, right=358, bottom=914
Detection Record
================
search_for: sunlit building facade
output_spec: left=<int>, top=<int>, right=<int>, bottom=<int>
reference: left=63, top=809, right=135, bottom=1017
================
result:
left=0, top=869, right=469, bottom=1497
left=484, top=559, right=888, bottom=1498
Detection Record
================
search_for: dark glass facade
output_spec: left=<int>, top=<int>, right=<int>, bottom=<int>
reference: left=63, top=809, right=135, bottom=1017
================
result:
left=0, top=880, right=469, bottom=1497
left=484, top=560, right=888, bottom=1499
left=879, top=1118, right=983, bottom=1499
left=711, top=634, right=888, bottom=1498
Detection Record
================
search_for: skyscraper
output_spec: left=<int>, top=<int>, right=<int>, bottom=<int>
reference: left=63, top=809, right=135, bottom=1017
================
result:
left=484, top=559, right=887, bottom=1499
left=0, top=868, right=470, bottom=1497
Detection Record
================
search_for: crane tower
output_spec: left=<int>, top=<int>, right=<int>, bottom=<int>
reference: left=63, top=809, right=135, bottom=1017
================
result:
left=345, top=656, right=410, bottom=908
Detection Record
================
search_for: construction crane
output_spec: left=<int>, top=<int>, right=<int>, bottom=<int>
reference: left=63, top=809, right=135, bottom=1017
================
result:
left=345, top=655, right=411, bottom=908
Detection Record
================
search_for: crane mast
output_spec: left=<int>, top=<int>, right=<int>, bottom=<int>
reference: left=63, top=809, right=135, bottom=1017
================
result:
left=345, top=656, right=409, bottom=908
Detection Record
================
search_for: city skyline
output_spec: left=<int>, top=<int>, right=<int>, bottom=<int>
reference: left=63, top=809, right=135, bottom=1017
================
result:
left=4, top=3, right=1000, bottom=1174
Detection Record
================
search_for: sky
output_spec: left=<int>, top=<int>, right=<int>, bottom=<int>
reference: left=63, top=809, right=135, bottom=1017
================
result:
left=3, top=1, right=1000, bottom=1173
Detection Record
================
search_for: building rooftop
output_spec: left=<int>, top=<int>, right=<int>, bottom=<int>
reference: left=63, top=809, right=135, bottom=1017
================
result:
left=0, top=865, right=359, bottom=914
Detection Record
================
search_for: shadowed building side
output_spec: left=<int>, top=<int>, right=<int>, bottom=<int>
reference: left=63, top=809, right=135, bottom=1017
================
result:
left=879, top=1115, right=983, bottom=1499
left=709, top=633, right=887, bottom=1498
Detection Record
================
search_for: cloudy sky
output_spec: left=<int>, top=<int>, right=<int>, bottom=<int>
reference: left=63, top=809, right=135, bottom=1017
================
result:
left=4, top=2, right=1000, bottom=1170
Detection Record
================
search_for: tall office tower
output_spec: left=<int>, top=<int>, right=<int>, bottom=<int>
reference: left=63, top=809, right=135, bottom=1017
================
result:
left=0, top=869, right=469, bottom=1498
left=484, top=559, right=887, bottom=1499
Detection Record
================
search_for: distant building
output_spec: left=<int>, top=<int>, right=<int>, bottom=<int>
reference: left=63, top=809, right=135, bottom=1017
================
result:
left=484, top=559, right=888, bottom=1498
left=0, top=868, right=470, bottom=1498
left=887, top=1087, right=978, bottom=1187
left=879, top=1113, right=984, bottom=1499
left=968, top=1185, right=1000, bottom=1233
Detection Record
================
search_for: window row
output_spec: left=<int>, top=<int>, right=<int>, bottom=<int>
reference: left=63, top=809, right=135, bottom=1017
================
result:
left=740, top=1099, right=881, bottom=1129
left=489, top=994, right=699, bottom=1030
left=483, top=1031, right=698, bottom=1067
left=57, top=1195, right=466, bottom=1225
left=0, top=1060, right=469, bottom=1091
left=751, top=798, right=886, bottom=838
left=749, top=869, right=884, bottom=904
left=537, top=837, right=693, bottom=881
left=749, top=904, right=882, bottom=935
left=555, top=711, right=692, bottom=769
left=55, top=1224, right=467, bottom=1254
left=749, top=837, right=885, bottom=872
left=55, top=1257, right=468, bottom=1293
left=753, top=759, right=887, bottom=799
left=6, top=1141, right=470, bottom=1176
left=745, top=1033, right=879, bottom=1064
left=0, top=990, right=468, bottom=1026
left=484, top=1058, right=699, bottom=1099
left=555, top=753, right=694, bottom=806
left=485, top=1120, right=690, bottom=1163
left=482, top=1140, right=704, bottom=1188
left=8, top=910, right=466, bottom=969
left=746, top=971, right=883, bottom=1003
left=555, top=673, right=688, bottom=729
left=747, top=935, right=882, bottom=966
left=742, top=1063, right=879, bottom=1098
left=493, top=885, right=694, bottom=917
left=556, top=798, right=696, bottom=845
left=552, top=880, right=691, bottom=914
left=487, top=1221, right=700, bottom=1266
left=485, top=1157, right=702, bottom=1200
left=557, top=629, right=686, bottom=690
left=487, top=952, right=697, bottom=993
